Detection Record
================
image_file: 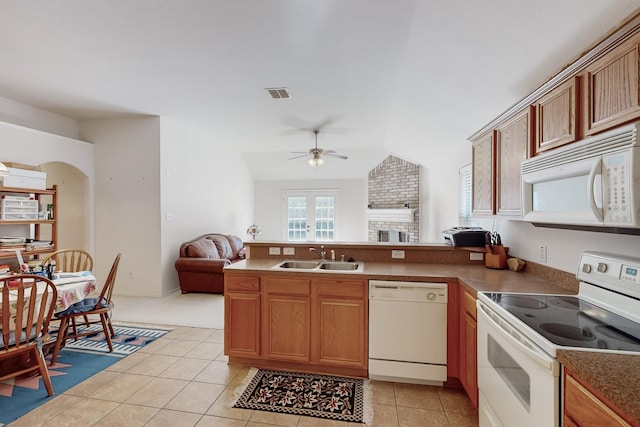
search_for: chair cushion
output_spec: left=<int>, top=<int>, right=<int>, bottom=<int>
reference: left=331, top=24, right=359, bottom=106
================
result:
left=186, top=239, right=220, bottom=259
left=0, top=329, right=37, bottom=348
left=55, top=297, right=111, bottom=317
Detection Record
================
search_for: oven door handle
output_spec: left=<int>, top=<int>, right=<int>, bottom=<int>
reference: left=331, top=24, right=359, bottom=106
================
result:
left=477, top=301, right=557, bottom=373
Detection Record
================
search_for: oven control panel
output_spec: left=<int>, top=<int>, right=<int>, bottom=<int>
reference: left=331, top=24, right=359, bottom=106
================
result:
left=578, top=252, right=640, bottom=299
left=621, top=265, right=640, bottom=284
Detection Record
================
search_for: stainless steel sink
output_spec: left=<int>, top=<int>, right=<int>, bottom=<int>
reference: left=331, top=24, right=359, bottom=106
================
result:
left=318, top=261, right=362, bottom=271
left=273, top=260, right=363, bottom=272
left=275, top=260, right=321, bottom=269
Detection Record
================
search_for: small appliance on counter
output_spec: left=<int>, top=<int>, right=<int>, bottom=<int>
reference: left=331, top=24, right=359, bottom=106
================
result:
left=442, top=226, right=489, bottom=247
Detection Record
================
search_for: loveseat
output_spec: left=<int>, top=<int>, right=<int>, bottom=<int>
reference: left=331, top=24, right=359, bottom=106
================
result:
left=174, top=234, right=244, bottom=294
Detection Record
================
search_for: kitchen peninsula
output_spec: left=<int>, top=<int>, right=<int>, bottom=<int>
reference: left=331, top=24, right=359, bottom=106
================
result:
left=223, top=242, right=640, bottom=423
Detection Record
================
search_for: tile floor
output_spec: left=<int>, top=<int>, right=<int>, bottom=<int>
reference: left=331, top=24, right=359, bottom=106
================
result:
left=8, top=325, right=479, bottom=427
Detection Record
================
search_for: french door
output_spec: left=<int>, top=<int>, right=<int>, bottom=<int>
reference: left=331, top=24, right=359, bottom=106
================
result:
left=282, top=190, right=339, bottom=241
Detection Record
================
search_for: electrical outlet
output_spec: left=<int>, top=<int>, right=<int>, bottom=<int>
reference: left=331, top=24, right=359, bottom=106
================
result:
left=470, top=252, right=484, bottom=261
left=283, top=247, right=295, bottom=256
left=269, top=247, right=281, bottom=255
left=391, top=250, right=405, bottom=259
left=539, top=246, right=547, bottom=263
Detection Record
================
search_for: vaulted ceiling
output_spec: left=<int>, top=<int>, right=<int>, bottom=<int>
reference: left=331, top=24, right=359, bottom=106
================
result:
left=0, top=1, right=638, bottom=180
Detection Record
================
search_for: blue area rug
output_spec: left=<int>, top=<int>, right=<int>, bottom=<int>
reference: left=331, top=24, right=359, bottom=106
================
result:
left=0, top=325, right=171, bottom=425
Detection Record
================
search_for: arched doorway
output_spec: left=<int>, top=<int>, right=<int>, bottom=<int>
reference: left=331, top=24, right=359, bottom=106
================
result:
left=39, top=162, right=90, bottom=251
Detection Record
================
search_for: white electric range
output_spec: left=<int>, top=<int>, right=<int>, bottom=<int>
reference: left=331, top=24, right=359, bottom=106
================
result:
left=476, top=252, right=640, bottom=427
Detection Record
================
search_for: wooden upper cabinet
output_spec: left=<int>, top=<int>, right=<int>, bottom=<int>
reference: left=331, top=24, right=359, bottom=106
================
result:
left=583, top=32, right=640, bottom=136
left=471, top=131, right=495, bottom=215
left=495, top=107, right=532, bottom=216
left=535, top=77, right=579, bottom=153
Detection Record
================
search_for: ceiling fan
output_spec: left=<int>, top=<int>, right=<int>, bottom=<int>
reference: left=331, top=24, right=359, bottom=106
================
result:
left=288, top=130, right=348, bottom=167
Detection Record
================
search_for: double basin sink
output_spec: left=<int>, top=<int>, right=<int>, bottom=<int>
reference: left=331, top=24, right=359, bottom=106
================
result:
left=273, top=259, right=364, bottom=272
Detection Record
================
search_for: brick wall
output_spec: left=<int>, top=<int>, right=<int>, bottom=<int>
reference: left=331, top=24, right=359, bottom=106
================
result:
left=368, top=155, right=420, bottom=242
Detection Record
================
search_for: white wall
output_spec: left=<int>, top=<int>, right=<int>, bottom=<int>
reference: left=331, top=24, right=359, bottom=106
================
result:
left=81, top=117, right=162, bottom=297
left=160, top=118, right=255, bottom=295
left=254, top=179, right=368, bottom=242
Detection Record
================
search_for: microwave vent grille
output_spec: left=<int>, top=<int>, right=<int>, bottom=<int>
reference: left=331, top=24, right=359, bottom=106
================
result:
left=522, top=123, right=638, bottom=174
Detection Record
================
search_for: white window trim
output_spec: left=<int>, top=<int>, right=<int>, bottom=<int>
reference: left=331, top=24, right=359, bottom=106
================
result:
left=459, top=164, right=472, bottom=225
left=282, top=189, right=341, bottom=241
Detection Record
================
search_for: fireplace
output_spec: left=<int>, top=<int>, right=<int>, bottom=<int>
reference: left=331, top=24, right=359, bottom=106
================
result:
left=378, top=230, right=407, bottom=242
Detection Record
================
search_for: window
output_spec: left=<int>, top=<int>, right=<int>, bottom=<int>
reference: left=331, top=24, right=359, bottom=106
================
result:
left=459, top=164, right=472, bottom=225
left=283, top=190, right=339, bottom=241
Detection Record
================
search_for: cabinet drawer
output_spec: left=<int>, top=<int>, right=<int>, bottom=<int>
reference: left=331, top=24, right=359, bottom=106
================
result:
left=225, top=275, right=260, bottom=292
left=314, top=279, right=366, bottom=298
left=263, top=277, right=310, bottom=295
left=462, top=288, right=477, bottom=319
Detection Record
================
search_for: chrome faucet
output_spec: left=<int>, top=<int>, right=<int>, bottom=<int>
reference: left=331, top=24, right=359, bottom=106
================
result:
left=309, top=245, right=327, bottom=260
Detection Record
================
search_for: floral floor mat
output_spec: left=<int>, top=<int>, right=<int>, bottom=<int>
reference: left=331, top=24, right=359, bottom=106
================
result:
left=233, top=368, right=369, bottom=423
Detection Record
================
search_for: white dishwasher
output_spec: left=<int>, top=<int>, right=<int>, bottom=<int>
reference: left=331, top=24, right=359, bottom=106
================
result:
left=369, top=280, right=447, bottom=385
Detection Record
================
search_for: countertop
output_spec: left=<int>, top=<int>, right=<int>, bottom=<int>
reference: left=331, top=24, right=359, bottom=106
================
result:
left=558, top=350, right=640, bottom=424
left=225, top=258, right=639, bottom=421
left=224, top=258, right=575, bottom=295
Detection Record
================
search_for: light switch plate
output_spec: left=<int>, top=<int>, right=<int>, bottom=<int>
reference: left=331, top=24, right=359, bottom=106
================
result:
left=269, top=247, right=281, bottom=255
left=283, top=247, right=295, bottom=255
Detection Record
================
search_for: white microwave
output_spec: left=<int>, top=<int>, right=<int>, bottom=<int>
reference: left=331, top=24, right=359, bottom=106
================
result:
left=521, top=121, right=640, bottom=228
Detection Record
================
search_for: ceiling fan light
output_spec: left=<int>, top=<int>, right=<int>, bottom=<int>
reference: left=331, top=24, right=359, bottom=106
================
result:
left=308, top=156, right=325, bottom=167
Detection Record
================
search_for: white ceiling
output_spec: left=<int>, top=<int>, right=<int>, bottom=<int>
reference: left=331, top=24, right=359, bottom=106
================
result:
left=0, top=1, right=638, bottom=180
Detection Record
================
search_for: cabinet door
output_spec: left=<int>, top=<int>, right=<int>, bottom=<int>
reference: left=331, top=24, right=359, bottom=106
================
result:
left=262, top=277, right=311, bottom=362
left=313, top=279, right=367, bottom=368
left=472, top=131, right=495, bottom=215
left=458, top=287, right=478, bottom=408
left=535, top=77, right=579, bottom=153
left=225, top=291, right=261, bottom=358
left=495, top=108, right=532, bottom=216
left=564, top=371, right=631, bottom=426
left=583, top=33, right=640, bottom=136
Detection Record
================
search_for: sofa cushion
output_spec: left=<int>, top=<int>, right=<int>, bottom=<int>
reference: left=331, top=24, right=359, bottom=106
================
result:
left=208, top=235, right=233, bottom=259
left=226, top=235, right=244, bottom=259
left=186, top=239, right=220, bottom=259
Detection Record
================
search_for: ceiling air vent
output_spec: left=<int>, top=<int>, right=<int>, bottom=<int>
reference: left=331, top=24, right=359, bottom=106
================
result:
left=266, top=87, right=291, bottom=99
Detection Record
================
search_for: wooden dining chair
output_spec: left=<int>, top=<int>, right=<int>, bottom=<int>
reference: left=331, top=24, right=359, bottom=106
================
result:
left=0, top=274, right=58, bottom=396
left=41, top=249, right=94, bottom=273
left=50, top=253, right=121, bottom=365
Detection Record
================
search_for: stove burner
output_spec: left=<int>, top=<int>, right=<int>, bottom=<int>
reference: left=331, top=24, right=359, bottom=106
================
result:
left=540, top=323, right=596, bottom=343
left=549, top=296, right=581, bottom=309
left=593, top=325, right=640, bottom=345
left=500, top=295, right=548, bottom=310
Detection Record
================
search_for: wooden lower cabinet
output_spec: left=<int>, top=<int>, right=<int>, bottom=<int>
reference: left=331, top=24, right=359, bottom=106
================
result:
left=224, top=275, right=261, bottom=358
left=458, top=284, right=478, bottom=408
left=262, top=276, right=311, bottom=362
left=224, top=272, right=368, bottom=376
left=564, top=369, right=634, bottom=426
left=312, top=278, right=367, bottom=368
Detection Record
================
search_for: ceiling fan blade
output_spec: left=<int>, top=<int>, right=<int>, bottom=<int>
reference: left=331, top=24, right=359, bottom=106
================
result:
left=319, top=149, right=336, bottom=155
left=323, top=153, right=348, bottom=160
left=288, top=154, right=310, bottom=160
left=290, top=151, right=309, bottom=154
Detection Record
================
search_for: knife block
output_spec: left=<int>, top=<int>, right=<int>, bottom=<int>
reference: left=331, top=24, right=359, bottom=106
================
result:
left=485, top=245, right=507, bottom=269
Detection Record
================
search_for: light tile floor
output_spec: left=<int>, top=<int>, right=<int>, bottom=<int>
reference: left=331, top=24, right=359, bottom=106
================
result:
left=8, top=325, right=478, bottom=427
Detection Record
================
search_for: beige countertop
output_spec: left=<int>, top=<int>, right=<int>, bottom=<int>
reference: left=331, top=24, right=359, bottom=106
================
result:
left=225, top=258, right=638, bottom=421
left=224, top=258, right=575, bottom=295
